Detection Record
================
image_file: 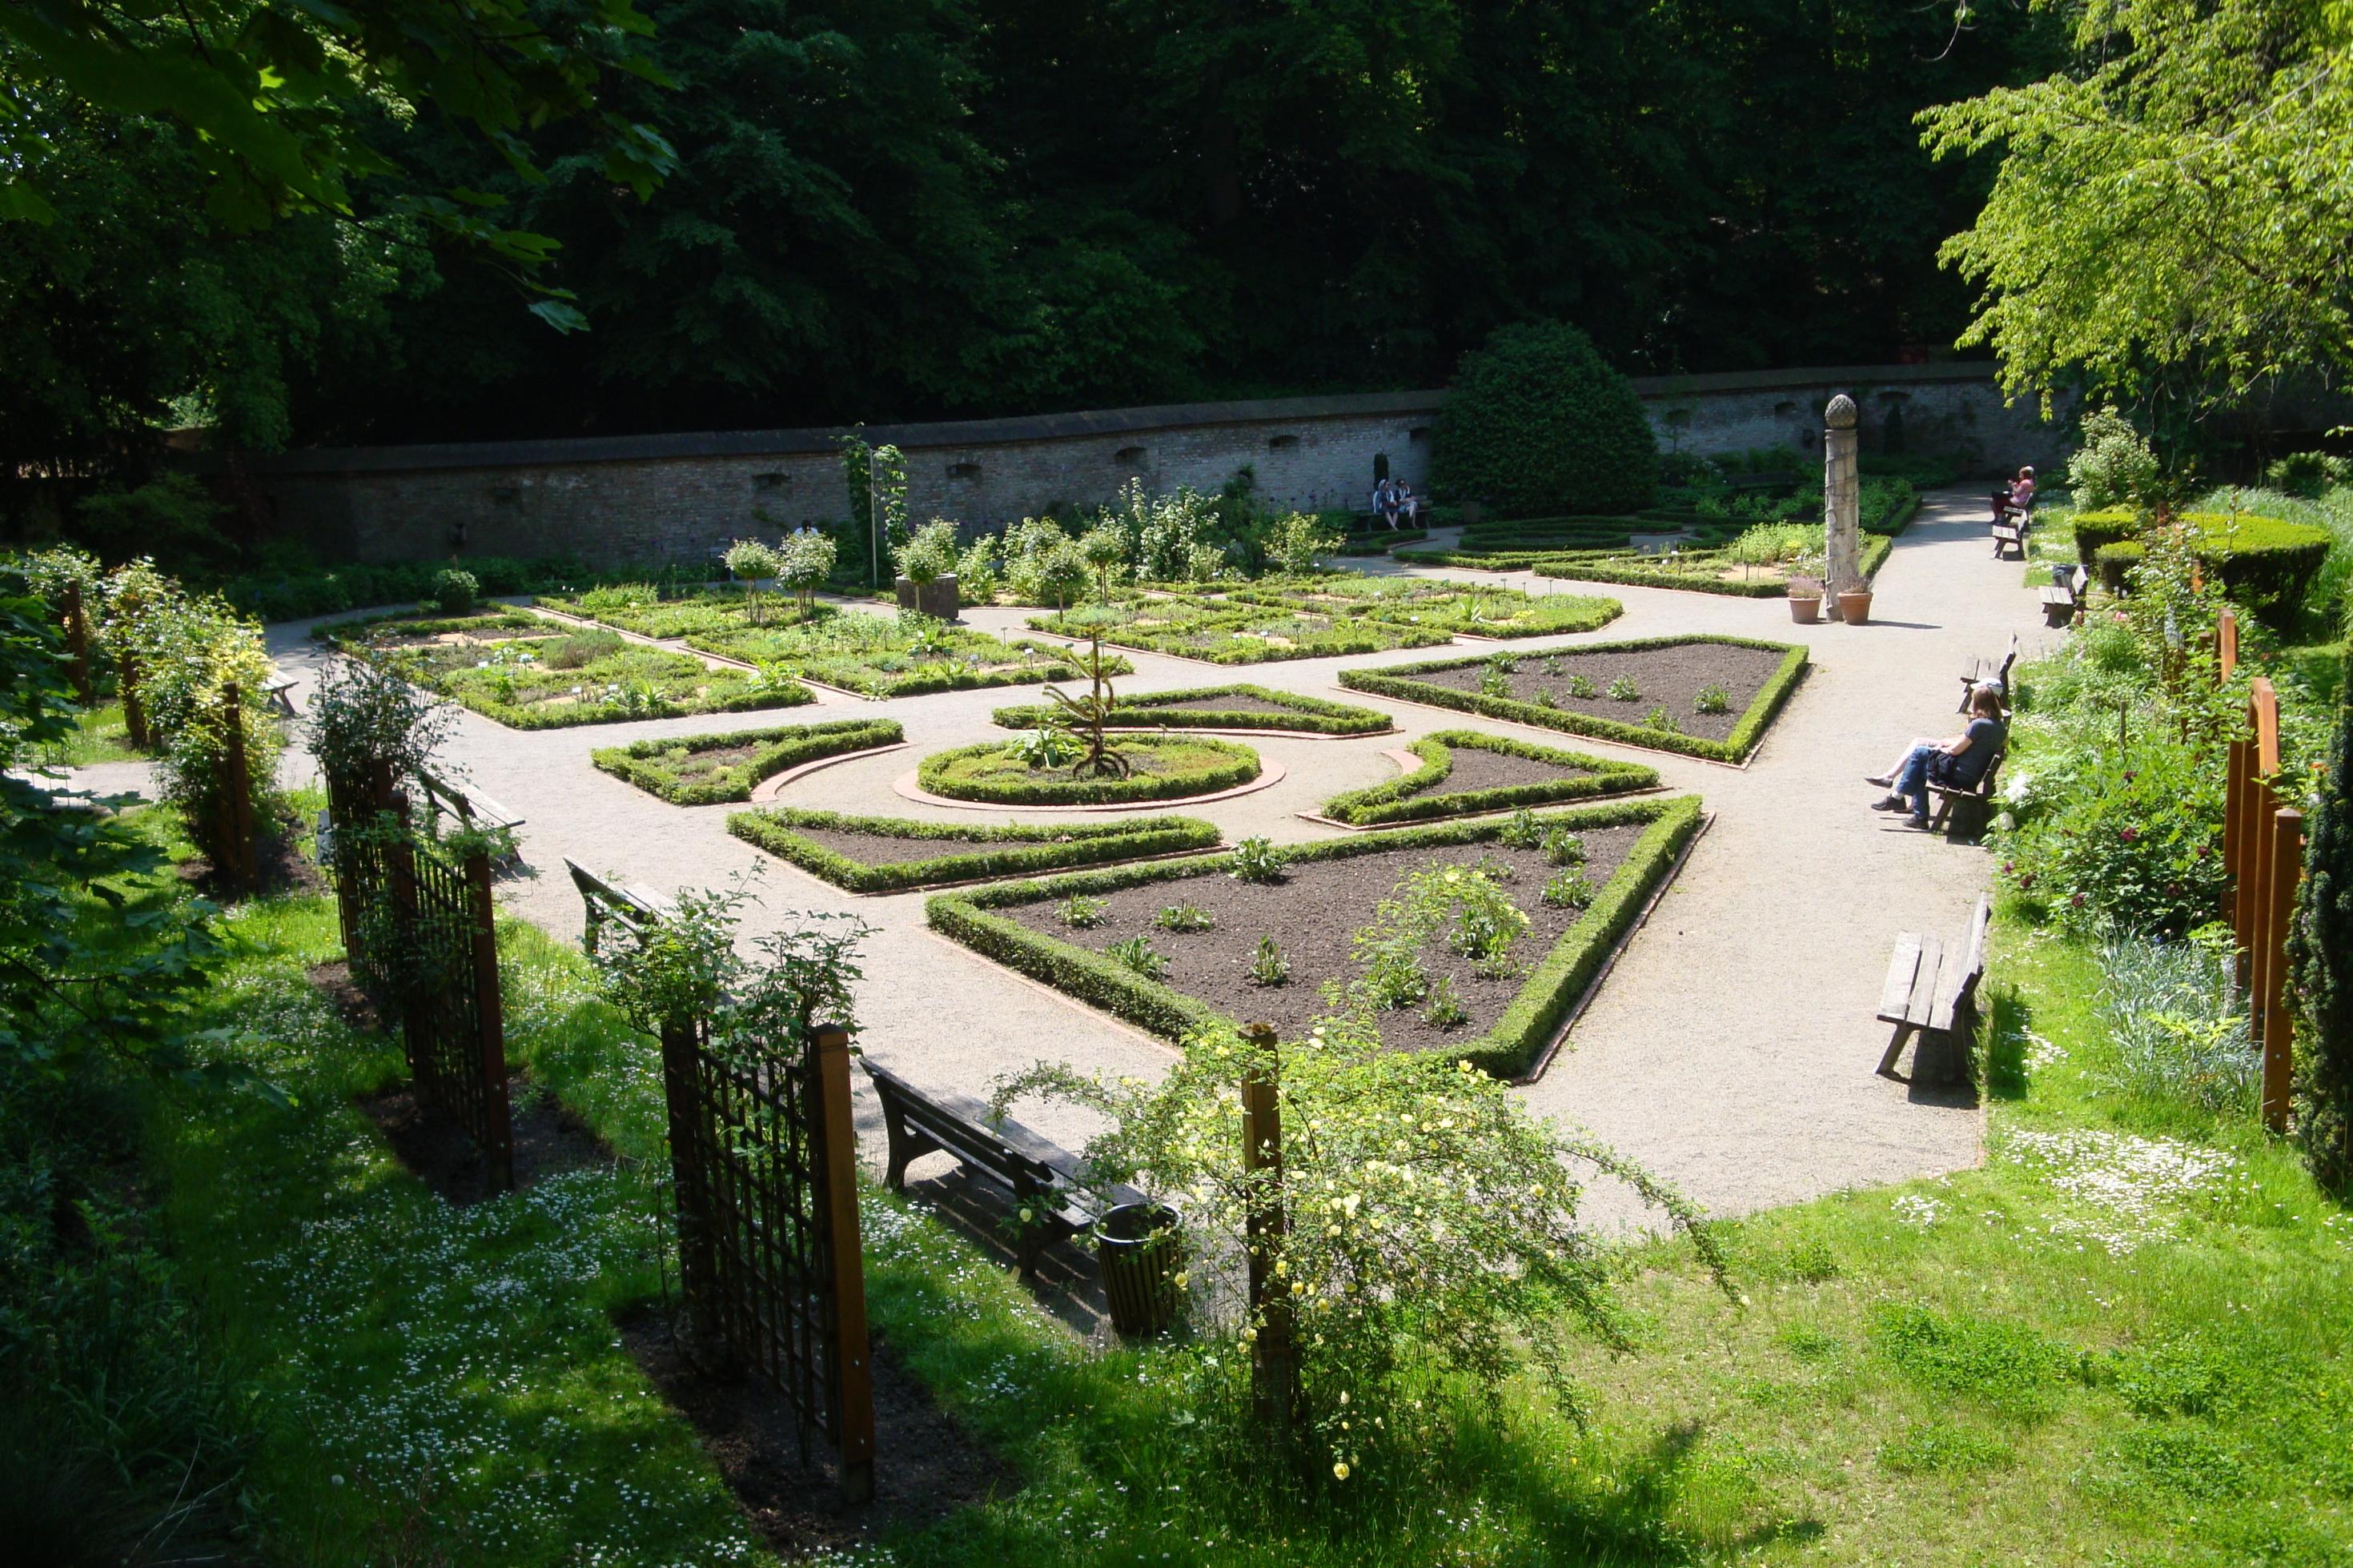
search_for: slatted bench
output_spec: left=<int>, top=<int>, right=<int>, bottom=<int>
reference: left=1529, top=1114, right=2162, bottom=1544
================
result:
left=1957, top=634, right=2020, bottom=713
left=1876, top=896, right=1990, bottom=1085
left=1991, top=516, right=2026, bottom=559
left=1926, top=748, right=2006, bottom=841
left=2041, top=564, right=2086, bottom=628
left=861, top=1058, right=1147, bottom=1278
left=263, top=670, right=300, bottom=716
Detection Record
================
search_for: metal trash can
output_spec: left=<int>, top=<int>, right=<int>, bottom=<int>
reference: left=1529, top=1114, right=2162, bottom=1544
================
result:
left=1094, top=1201, right=1183, bottom=1337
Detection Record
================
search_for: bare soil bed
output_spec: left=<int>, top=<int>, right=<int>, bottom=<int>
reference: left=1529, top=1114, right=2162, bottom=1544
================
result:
left=1412, top=642, right=1788, bottom=744
left=355, top=1075, right=612, bottom=1206
left=1000, top=826, right=1644, bottom=1053
left=619, top=1308, right=1008, bottom=1558
left=1410, top=744, right=1596, bottom=794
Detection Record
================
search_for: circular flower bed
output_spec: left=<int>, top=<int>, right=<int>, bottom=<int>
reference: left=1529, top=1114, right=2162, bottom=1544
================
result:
left=917, top=735, right=1263, bottom=806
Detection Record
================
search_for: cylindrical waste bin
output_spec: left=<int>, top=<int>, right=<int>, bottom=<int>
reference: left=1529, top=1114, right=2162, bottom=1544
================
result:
left=1095, top=1201, right=1183, bottom=1337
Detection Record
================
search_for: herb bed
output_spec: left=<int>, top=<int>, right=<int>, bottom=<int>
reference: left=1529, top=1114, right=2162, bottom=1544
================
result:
left=1340, top=635, right=1806, bottom=764
left=917, top=735, right=1261, bottom=806
left=927, top=796, right=1704, bottom=1077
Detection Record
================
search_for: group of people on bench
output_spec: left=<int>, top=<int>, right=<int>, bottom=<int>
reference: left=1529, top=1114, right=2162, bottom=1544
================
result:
left=1865, top=684, right=2006, bottom=831
left=1371, top=477, right=1422, bottom=529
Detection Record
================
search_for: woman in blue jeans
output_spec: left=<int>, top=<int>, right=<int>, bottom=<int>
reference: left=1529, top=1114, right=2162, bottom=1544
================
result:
left=1867, top=684, right=2006, bottom=829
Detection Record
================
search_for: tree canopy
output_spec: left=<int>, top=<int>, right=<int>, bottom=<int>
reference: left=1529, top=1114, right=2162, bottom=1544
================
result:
left=1921, top=0, right=2353, bottom=410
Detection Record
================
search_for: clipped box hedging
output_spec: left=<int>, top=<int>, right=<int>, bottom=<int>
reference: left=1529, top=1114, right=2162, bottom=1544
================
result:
left=590, top=718, right=902, bottom=804
left=990, top=684, right=1393, bottom=736
left=729, top=808, right=1222, bottom=893
left=2072, top=508, right=2330, bottom=623
left=1322, top=729, right=1658, bottom=825
left=1339, top=635, right=1808, bottom=764
left=926, top=795, right=1705, bottom=1077
left=917, top=735, right=1262, bottom=805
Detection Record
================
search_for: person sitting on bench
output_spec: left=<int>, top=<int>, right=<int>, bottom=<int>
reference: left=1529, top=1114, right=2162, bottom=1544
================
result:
left=1865, top=684, right=2006, bottom=830
left=1392, top=482, right=1420, bottom=528
left=2002, top=465, right=2036, bottom=521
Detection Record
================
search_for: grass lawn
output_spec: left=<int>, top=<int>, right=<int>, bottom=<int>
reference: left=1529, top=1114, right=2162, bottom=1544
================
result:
left=30, top=698, right=143, bottom=764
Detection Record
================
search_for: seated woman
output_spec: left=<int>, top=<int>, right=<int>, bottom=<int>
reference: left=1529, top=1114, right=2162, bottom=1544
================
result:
left=1393, top=482, right=1419, bottom=527
left=1866, top=684, right=2006, bottom=829
left=2003, top=465, right=2037, bottom=519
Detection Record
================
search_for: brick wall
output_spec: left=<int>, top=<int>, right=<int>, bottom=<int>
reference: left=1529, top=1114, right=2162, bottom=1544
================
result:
left=230, top=367, right=2064, bottom=567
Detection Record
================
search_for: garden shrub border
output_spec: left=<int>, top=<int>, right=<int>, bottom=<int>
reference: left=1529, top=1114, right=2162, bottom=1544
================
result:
left=925, top=795, right=1705, bottom=1078
left=989, top=684, right=1393, bottom=736
left=589, top=719, right=904, bottom=804
left=1320, top=729, right=1659, bottom=825
left=2070, top=508, right=2329, bottom=625
left=1338, top=634, right=1809, bottom=764
left=1403, top=529, right=1896, bottom=597
left=312, top=608, right=548, bottom=644
left=726, top=808, right=1223, bottom=893
left=916, top=734, right=1263, bottom=805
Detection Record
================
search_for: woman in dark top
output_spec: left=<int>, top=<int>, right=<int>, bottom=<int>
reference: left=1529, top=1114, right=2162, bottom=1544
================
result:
left=1867, top=684, right=2006, bottom=829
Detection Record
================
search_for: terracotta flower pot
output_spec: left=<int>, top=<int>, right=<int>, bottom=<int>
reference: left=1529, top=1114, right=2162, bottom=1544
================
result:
left=1787, top=592, right=1821, bottom=624
left=1837, top=589, right=1874, bottom=624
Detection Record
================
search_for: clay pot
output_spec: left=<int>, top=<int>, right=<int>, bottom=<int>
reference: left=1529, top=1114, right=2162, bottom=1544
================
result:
left=1787, top=592, right=1821, bottom=624
left=1837, top=589, right=1874, bottom=624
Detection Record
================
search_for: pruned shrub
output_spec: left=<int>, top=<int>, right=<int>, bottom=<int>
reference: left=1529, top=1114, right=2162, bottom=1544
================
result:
left=1431, top=319, right=1659, bottom=516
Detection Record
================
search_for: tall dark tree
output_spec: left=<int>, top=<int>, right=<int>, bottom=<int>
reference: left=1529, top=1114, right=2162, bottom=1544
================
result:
left=2290, top=644, right=2353, bottom=1192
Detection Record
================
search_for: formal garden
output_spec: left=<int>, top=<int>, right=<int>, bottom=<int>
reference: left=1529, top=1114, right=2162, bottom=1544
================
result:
left=9, top=0, right=2353, bottom=1562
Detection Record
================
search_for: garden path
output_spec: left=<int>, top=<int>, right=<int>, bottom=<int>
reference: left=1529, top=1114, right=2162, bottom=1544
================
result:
left=263, top=487, right=2049, bottom=1231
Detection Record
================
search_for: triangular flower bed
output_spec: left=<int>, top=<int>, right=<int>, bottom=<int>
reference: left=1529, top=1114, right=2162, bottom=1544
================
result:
left=990, top=683, right=1392, bottom=736
left=726, top=808, right=1222, bottom=894
left=1318, top=729, right=1657, bottom=827
left=592, top=719, right=903, bottom=804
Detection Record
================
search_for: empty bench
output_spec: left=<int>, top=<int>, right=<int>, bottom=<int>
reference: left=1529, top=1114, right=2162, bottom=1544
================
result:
left=1876, top=896, right=1990, bottom=1085
left=2041, top=564, right=2086, bottom=628
left=862, top=1058, right=1147, bottom=1278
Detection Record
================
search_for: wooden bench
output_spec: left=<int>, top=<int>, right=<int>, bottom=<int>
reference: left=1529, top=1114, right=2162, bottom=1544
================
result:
left=1926, top=747, right=2006, bottom=841
left=1876, top=896, right=1990, bottom=1085
left=2040, top=564, right=2086, bottom=628
left=1990, top=516, right=2026, bottom=559
left=861, top=1057, right=1147, bottom=1278
left=263, top=670, right=300, bottom=717
left=1957, top=634, right=2019, bottom=712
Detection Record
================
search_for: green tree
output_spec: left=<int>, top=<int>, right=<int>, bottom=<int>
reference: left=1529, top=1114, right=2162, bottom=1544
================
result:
left=1921, top=0, right=2353, bottom=407
left=2291, top=640, right=2353, bottom=1192
left=1431, top=319, right=1658, bottom=515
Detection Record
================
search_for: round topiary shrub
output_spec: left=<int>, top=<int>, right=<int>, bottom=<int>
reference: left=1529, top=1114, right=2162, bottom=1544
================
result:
left=1430, top=321, right=1659, bottom=517
left=432, top=567, right=479, bottom=616
left=918, top=735, right=1261, bottom=806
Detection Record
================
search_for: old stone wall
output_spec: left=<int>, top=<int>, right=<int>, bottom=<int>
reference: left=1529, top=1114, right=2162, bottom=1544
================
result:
left=230, top=365, right=2065, bottom=567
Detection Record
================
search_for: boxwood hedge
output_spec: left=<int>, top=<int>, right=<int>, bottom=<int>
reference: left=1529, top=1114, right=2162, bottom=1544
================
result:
left=1321, top=729, right=1659, bottom=825
left=2071, top=508, right=2329, bottom=625
left=917, top=735, right=1263, bottom=805
left=926, top=795, right=1705, bottom=1078
left=729, top=809, right=1222, bottom=893
left=989, top=684, right=1393, bottom=736
left=1338, top=635, right=1808, bottom=764
left=591, top=718, right=903, bottom=804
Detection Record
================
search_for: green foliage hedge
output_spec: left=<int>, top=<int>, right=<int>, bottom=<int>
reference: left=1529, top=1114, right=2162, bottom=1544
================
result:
left=1321, top=730, right=1659, bottom=825
left=917, top=735, right=1262, bottom=805
left=926, top=796, right=1705, bottom=1077
left=1339, top=636, right=1809, bottom=763
left=589, top=719, right=902, bottom=804
left=228, top=555, right=719, bottom=624
left=2072, top=510, right=2330, bottom=623
left=990, top=684, right=1393, bottom=736
left=1429, top=321, right=1660, bottom=516
left=727, top=809, right=1221, bottom=893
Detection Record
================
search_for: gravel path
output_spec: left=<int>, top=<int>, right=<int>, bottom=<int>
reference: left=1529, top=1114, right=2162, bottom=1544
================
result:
left=263, top=490, right=2041, bottom=1227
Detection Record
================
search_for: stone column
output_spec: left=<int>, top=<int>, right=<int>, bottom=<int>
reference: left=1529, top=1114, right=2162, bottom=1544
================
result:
left=1823, top=393, right=1861, bottom=620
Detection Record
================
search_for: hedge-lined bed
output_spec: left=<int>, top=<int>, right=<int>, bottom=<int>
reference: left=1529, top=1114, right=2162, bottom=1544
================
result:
left=312, top=608, right=548, bottom=644
left=727, top=808, right=1223, bottom=893
left=1027, top=600, right=1455, bottom=664
left=1321, top=729, right=1658, bottom=825
left=1339, top=635, right=1808, bottom=764
left=589, top=718, right=903, bottom=804
left=926, top=795, right=1705, bottom=1077
left=990, top=684, right=1393, bottom=736
left=2071, top=508, right=2329, bottom=626
left=917, top=734, right=1263, bottom=805
left=1223, top=579, right=1624, bottom=638
left=538, top=584, right=832, bottom=640
left=686, top=616, right=1118, bottom=698
left=1336, top=528, right=1428, bottom=555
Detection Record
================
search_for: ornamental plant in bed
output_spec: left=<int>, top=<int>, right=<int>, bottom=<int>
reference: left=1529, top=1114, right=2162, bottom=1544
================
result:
left=1320, top=729, right=1658, bottom=827
left=590, top=717, right=902, bottom=804
left=1227, top=576, right=1624, bottom=638
left=404, top=629, right=809, bottom=728
left=538, top=580, right=833, bottom=640
left=1026, top=596, right=1455, bottom=664
left=728, top=809, right=1222, bottom=892
left=1341, top=634, right=1807, bottom=764
left=918, top=734, right=1262, bottom=806
left=927, top=796, right=1703, bottom=1077
left=689, top=608, right=1102, bottom=696
left=992, top=683, right=1393, bottom=736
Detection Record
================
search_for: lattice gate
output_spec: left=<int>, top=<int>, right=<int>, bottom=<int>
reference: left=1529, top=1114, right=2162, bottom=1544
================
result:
left=573, top=860, right=875, bottom=1499
left=326, top=765, right=514, bottom=1191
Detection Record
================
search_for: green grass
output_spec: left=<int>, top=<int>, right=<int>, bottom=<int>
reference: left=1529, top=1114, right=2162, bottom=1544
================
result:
left=29, top=699, right=143, bottom=764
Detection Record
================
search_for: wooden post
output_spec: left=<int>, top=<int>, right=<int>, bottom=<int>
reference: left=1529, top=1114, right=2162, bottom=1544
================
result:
left=659, top=1015, right=725, bottom=1363
left=386, top=788, right=421, bottom=1059
left=809, top=1022, right=876, bottom=1503
left=60, top=580, right=92, bottom=704
left=218, top=684, right=258, bottom=897
left=2225, top=733, right=2251, bottom=985
left=2218, top=609, right=2238, bottom=680
left=2249, top=786, right=2280, bottom=1051
left=1239, top=1022, right=1296, bottom=1442
left=119, top=650, right=148, bottom=748
left=2263, top=808, right=2303, bottom=1133
left=468, top=850, right=514, bottom=1192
